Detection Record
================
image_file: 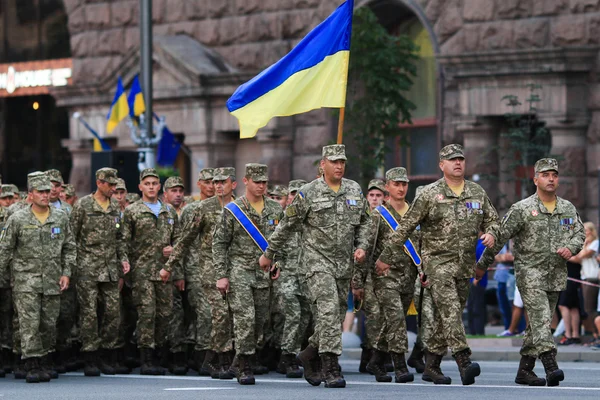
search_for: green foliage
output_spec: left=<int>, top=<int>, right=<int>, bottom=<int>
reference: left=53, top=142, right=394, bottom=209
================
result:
left=344, top=7, right=419, bottom=187
left=155, top=166, right=179, bottom=181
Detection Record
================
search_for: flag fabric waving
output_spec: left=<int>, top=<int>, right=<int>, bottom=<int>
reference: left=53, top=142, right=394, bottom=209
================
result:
left=127, top=75, right=146, bottom=118
left=106, top=77, right=130, bottom=134
left=155, top=114, right=181, bottom=166
left=227, top=0, right=354, bottom=139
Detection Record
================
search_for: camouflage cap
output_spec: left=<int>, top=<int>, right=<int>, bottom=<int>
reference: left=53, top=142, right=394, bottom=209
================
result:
left=198, top=168, right=214, bottom=181
left=164, top=176, right=185, bottom=190
left=28, top=171, right=52, bottom=191
left=96, top=167, right=118, bottom=184
left=139, top=168, right=159, bottom=182
left=288, top=179, right=307, bottom=193
left=0, top=184, right=14, bottom=198
left=9, top=184, right=18, bottom=194
left=115, top=178, right=127, bottom=191
left=245, top=163, right=268, bottom=182
left=126, top=193, right=140, bottom=203
left=322, top=144, right=347, bottom=161
left=439, top=144, right=465, bottom=161
left=62, top=184, right=76, bottom=197
left=45, top=169, right=64, bottom=184
left=213, top=167, right=236, bottom=181
left=368, top=179, right=386, bottom=192
left=268, top=184, right=288, bottom=197
left=386, top=167, right=409, bottom=183
left=534, top=158, right=559, bottom=174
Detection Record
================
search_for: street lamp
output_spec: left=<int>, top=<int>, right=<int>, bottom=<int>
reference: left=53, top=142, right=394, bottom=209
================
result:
left=126, top=114, right=164, bottom=171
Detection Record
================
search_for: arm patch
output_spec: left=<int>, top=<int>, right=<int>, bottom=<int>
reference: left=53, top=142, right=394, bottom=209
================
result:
left=286, top=205, right=298, bottom=217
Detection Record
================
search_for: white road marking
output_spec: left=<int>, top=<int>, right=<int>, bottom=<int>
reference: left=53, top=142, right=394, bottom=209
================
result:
left=164, top=387, right=235, bottom=391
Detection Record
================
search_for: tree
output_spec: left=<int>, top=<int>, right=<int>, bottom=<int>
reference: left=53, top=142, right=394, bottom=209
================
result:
left=343, top=7, right=419, bottom=187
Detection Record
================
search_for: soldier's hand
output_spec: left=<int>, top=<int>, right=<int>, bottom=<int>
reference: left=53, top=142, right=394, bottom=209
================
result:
left=375, top=259, right=391, bottom=276
left=259, top=255, right=272, bottom=272
left=480, top=233, right=495, bottom=248
left=122, top=261, right=131, bottom=275
left=216, top=278, right=229, bottom=296
left=354, top=249, right=366, bottom=264
left=59, top=276, right=70, bottom=292
left=174, top=279, right=185, bottom=291
left=159, top=268, right=171, bottom=283
left=270, top=264, right=280, bottom=280
left=352, top=288, right=364, bottom=301
left=419, top=273, right=430, bottom=288
left=474, top=266, right=486, bottom=281
left=118, top=278, right=124, bottom=292
left=557, top=247, right=573, bottom=260
left=163, top=246, right=174, bottom=257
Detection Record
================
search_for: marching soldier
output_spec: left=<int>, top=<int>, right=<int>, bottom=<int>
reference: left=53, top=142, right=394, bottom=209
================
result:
left=0, top=185, right=13, bottom=375
left=62, top=184, right=78, bottom=207
left=112, top=179, right=128, bottom=214
left=0, top=185, right=15, bottom=208
left=476, top=158, right=585, bottom=387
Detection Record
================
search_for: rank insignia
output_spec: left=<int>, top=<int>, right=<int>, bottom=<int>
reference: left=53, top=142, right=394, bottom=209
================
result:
left=531, top=210, right=538, bottom=216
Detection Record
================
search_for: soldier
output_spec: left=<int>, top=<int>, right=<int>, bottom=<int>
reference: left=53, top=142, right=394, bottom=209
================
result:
left=71, top=168, right=130, bottom=376
left=0, top=185, right=13, bottom=375
left=366, top=179, right=387, bottom=211
left=268, top=185, right=289, bottom=210
left=166, top=167, right=237, bottom=379
left=197, top=168, right=216, bottom=200
left=125, top=193, right=140, bottom=205
left=0, top=185, right=14, bottom=208
left=476, top=158, right=585, bottom=387
left=45, top=169, right=72, bottom=215
left=118, top=168, right=182, bottom=375
left=62, top=184, right=78, bottom=207
left=260, top=144, right=371, bottom=388
left=375, top=144, right=498, bottom=386
left=353, top=168, right=418, bottom=383
left=112, top=179, right=128, bottom=214
left=286, top=180, right=307, bottom=206
left=214, top=164, right=284, bottom=385
left=0, top=171, right=75, bottom=383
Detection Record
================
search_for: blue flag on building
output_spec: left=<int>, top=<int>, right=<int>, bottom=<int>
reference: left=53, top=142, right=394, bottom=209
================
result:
left=155, top=114, right=181, bottom=166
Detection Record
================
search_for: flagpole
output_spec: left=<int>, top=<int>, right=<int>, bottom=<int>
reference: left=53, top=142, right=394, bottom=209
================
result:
left=336, top=107, right=345, bottom=144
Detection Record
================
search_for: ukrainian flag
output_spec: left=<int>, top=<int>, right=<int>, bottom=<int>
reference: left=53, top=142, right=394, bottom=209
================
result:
left=227, top=0, right=354, bottom=139
left=106, top=77, right=130, bottom=134
left=127, top=75, right=146, bottom=117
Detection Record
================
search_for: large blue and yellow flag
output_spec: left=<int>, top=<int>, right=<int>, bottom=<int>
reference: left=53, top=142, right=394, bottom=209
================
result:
left=106, top=77, right=130, bottom=134
left=127, top=75, right=146, bottom=117
left=227, top=0, right=354, bottom=139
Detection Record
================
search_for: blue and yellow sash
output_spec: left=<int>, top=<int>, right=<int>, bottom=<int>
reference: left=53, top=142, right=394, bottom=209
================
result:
left=376, top=205, right=422, bottom=266
left=225, top=202, right=269, bottom=252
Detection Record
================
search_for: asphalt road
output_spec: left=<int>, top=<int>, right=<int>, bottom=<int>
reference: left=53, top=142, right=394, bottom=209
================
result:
left=1, top=360, right=600, bottom=400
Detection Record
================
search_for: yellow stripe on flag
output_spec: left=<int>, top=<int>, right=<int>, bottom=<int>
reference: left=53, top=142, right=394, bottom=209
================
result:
left=407, top=299, right=418, bottom=316
left=106, top=94, right=130, bottom=134
left=93, top=139, right=103, bottom=152
left=133, top=92, right=145, bottom=117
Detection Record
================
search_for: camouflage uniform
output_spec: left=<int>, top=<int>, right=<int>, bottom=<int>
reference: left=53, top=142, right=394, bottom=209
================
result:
left=478, top=159, right=585, bottom=359
left=378, top=145, right=499, bottom=357
left=70, top=168, right=122, bottom=353
left=213, top=164, right=284, bottom=356
left=0, top=205, right=13, bottom=353
left=118, top=169, right=181, bottom=350
left=0, top=172, right=75, bottom=359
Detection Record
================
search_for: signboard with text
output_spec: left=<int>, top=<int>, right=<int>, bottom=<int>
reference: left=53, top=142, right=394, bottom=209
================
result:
left=0, top=58, right=72, bottom=97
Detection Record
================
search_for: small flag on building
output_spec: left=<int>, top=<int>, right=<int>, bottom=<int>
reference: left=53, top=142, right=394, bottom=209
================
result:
left=106, top=77, right=130, bottom=134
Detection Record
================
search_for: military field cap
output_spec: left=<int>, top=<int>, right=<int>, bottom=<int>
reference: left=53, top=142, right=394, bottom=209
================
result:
left=0, top=184, right=14, bottom=198
left=28, top=171, right=52, bottom=191
left=245, top=163, right=268, bottom=182
left=213, top=167, right=236, bottom=181
left=288, top=179, right=307, bottom=193
left=386, top=167, right=409, bottom=183
left=45, top=169, right=64, bottom=184
left=322, top=144, right=347, bottom=161
left=164, top=176, right=185, bottom=190
left=198, top=168, right=214, bottom=181
left=115, top=178, right=126, bottom=191
left=534, top=158, right=559, bottom=174
left=139, top=168, right=159, bottom=182
left=268, top=184, right=288, bottom=197
left=126, top=193, right=140, bottom=203
left=62, top=184, right=76, bottom=197
left=368, top=179, right=386, bottom=192
left=96, top=167, right=118, bottom=184
left=9, top=184, right=18, bottom=194
left=439, top=144, right=465, bottom=161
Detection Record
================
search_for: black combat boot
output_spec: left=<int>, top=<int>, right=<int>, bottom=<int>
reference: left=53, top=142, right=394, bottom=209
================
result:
left=82, top=351, right=101, bottom=377
left=284, top=353, right=303, bottom=378
left=201, top=350, right=219, bottom=378
left=13, top=355, right=27, bottom=380
left=25, top=357, right=41, bottom=384
left=407, top=342, right=425, bottom=373
left=422, top=351, right=451, bottom=384
left=515, top=355, right=546, bottom=386
left=153, top=347, right=167, bottom=375
left=0, top=350, right=4, bottom=378
left=453, top=348, right=480, bottom=386
left=276, top=353, right=287, bottom=374
left=321, top=352, right=346, bottom=388
left=218, top=352, right=235, bottom=379
left=539, top=349, right=564, bottom=387
left=2, top=348, right=12, bottom=374
left=366, top=349, right=392, bottom=382
left=298, top=345, right=321, bottom=386
left=112, top=348, right=131, bottom=374
left=237, top=355, right=255, bottom=385
left=98, top=349, right=116, bottom=375
left=40, top=354, right=58, bottom=379
left=53, top=350, right=67, bottom=374
left=383, top=351, right=394, bottom=372
left=359, top=344, right=371, bottom=373
left=139, top=348, right=159, bottom=375
left=390, top=351, right=414, bottom=383
left=195, top=350, right=209, bottom=376
left=124, top=342, right=140, bottom=369
left=170, top=351, right=188, bottom=376
left=228, top=353, right=240, bottom=378
left=251, top=353, right=268, bottom=375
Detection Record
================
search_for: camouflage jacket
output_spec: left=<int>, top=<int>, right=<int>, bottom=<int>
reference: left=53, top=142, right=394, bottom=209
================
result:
left=0, top=206, right=9, bottom=288
left=70, top=194, right=122, bottom=282
left=0, top=206, right=75, bottom=295
left=118, top=200, right=181, bottom=282
left=477, top=194, right=585, bottom=291
left=213, top=195, right=283, bottom=283
left=281, top=231, right=303, bottom=277
left=353, top=201, right=419, bottom=293
left=265, top=177, right=371, bottom=280
left=378, top=178, right=498, bottom=283
left=7, top=201, right=29, bottom=217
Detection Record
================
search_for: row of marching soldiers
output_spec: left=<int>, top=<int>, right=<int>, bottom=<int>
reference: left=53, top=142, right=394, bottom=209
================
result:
left=0, top=142, right=585, bottom=388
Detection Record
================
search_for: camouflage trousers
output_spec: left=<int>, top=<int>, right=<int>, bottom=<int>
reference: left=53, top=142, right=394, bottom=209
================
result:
left=307, top=272, right=349, bottom=356
left=279, top=274, right=312, bottom=355
left=201, top=284, right=233, bottom=353
left=77, top=280, right=120, bottom=352
left=363, top=273, right=382, bottom=350
left=56, top=284, right=78, bottom=351
left=373, top=278, right=413, bottom=354
left=267, top=279, right=285, bottom=349
left=428, top=277, right=470, bottom=356
left=413, top=279, right=435, bottom=351
left=228, top=268, right=270, bottom=355
left=117, top=281, right=137, bottom=348
left=186, top=281, right=213, bottom=352
left=13, top=292, right=60, bottom=359
left=133, top=279, right=173, bottom=349
left=519, top=287, right=560, bottom=357
left=169, top=287, right=198, bottom=353
left=0, top=288, right=13, bottom=350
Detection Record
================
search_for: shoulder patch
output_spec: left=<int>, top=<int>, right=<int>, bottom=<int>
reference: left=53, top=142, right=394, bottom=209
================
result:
left=285, top=205, right=297, bottom=217
left=298, top=192, right=304, bottom=200
left=0, top=227, right=6, bottom=241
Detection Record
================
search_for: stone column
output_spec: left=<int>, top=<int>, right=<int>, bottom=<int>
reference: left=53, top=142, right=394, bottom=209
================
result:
left=62, top=138, right=93, bottom=195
